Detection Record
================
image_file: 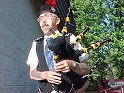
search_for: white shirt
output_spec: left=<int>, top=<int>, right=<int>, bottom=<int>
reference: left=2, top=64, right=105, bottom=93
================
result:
left=26, top=31, right=89, bottom=67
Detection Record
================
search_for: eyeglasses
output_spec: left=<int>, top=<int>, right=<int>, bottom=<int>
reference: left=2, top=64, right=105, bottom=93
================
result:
left=37, top=13, right=57, bottom=22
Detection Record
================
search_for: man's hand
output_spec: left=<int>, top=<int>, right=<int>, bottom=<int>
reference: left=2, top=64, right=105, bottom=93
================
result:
left=54, top=59, right=90, bottom=75
left=30, top=65, right=62, bottom=85
left=54, top=60, right=75, bottom=73
left=43, top=71, right=62, bottom=85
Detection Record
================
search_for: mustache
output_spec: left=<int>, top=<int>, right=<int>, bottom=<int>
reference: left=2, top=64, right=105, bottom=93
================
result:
left=42, top=24, right=49, bottom=28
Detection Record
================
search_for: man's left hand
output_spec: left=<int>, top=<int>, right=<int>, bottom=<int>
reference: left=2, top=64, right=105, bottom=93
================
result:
left=54, top=60, right=75, bottom=73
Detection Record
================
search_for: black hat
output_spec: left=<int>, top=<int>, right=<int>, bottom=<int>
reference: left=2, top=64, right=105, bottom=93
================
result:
left=40, top=5, right=58, bottom=16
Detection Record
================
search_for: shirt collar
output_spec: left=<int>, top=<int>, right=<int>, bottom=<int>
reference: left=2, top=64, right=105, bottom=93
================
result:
left=44, top=30, right=61, bottom=39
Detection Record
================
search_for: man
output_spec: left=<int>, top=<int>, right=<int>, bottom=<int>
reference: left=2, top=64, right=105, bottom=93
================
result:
left=26, top=5, right=90, bottom=93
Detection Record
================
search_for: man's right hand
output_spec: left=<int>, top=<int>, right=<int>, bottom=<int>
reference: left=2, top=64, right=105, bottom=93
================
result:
left=30, top=66, right=62, bottom=84
left=43, top=71, right=62, bottom=85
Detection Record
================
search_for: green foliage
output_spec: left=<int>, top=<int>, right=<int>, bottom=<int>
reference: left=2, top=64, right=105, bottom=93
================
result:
left=70, top=0, right=124, bottom=90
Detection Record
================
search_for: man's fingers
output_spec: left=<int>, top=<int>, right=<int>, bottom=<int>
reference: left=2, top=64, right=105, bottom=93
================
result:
left=47, top=71, right=62, bottom=84
left=48, top=78, right=62, bottom=84
left=47, top=75, right=62, bottom=84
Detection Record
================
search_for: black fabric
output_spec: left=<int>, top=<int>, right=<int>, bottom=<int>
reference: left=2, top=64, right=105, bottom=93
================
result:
left=36, top=38, right=49, bottom=72
left=48, top=36, right=82, bottom=62
left=40, top=5, right=59, bottom=16
left=66, top=71, right=88, bottom=89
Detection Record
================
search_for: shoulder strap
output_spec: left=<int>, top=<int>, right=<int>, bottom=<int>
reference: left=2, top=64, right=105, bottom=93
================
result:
left=36, top=38, right=49, bottom=71
left=34, top=37, right=44, bottom=42
left=36, top=39, right=53, bottom=92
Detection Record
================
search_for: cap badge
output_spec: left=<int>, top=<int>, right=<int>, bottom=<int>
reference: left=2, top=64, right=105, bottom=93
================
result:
left=51, top=7, right=56, bottom=13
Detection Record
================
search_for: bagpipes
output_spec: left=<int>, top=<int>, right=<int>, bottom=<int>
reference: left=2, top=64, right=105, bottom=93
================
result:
left=48, top=7, right=111, bottom=92
left=47, top=7, right=111, bottom=62
left=48, top=26, right=111, bottom=93
left=49, top=27, right=89, bottom=62
left=49, top=27, right=111, bottom=62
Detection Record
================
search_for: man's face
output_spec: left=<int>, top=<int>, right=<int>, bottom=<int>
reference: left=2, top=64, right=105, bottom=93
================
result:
left=37, top=12, right=59, bottom=35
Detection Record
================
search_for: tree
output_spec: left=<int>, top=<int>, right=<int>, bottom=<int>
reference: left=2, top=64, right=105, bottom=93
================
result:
left=70, top=0, right=124, bottom=90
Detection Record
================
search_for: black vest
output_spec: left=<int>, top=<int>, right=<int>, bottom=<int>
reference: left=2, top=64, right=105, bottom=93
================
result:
left=35, top=36, right=88, bottom=93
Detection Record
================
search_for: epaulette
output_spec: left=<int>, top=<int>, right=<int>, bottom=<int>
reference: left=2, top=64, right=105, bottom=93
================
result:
left=34, top=37, right=44, bottom=42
